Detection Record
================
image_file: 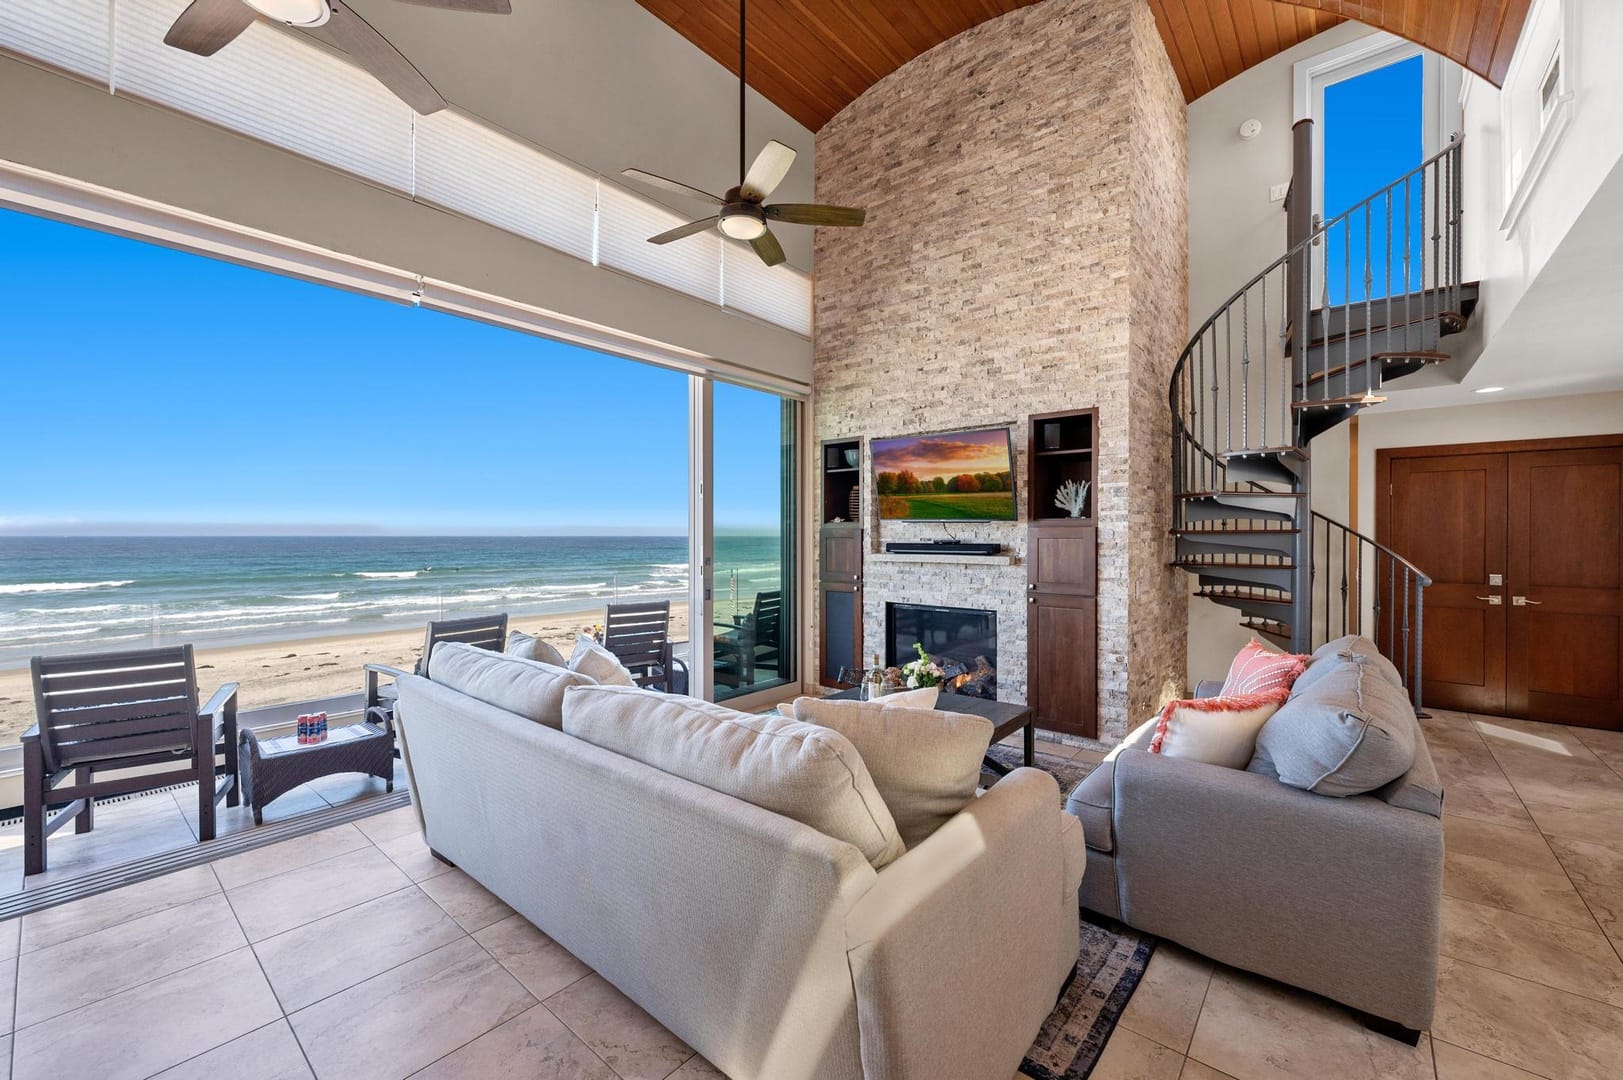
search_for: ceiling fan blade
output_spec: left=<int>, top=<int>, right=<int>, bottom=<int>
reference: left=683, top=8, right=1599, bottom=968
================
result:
left=324, top=2, right=446, bottom=115
left=749, top=228, right=787, bottom=267
left=391, top=0, right=512, bottom=11
left=622, top=169, right=724, bottom=206
left=764, top=203, right=867, bottom=227
left=649, top=217, right=720, bottom=244
left=164, top=0, right=257, bottom=57
left=740, top=140, right=797, bottom=201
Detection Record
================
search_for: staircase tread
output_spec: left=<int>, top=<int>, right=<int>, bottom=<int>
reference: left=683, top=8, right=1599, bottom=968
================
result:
left=1180, top=489, right=1306, bottom=498
left=1177, top=557, right=1296, bottom=567
left=1299, top=352, right=1447, bottom=387
left=1173, top=527, right=1301, bottom=535
left=1219, top=446, right=1307, bottom=459
left=1291, top=394, right=1385, bottom=409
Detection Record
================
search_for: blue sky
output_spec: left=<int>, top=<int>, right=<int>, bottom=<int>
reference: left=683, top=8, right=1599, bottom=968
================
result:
left=1323, top=54, right=1425, bottom=303
left=0, top=209, right=786, bottom=535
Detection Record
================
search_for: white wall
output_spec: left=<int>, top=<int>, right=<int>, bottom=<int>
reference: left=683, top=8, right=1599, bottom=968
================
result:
left=1460, top=0, right=1623, bottom=344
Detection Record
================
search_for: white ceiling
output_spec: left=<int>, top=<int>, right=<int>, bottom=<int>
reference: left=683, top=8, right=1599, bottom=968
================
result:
left=1383, top=153, right=1623, bottom=411
left=328, top=0, right=817, bottom=271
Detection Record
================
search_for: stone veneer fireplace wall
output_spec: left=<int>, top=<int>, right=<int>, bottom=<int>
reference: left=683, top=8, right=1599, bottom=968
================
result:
left=810, top=0, right=1189, bottom=741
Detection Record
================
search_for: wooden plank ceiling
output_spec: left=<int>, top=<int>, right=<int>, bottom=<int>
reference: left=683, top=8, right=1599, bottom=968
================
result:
left=637, top=0, right=1533, bottom=130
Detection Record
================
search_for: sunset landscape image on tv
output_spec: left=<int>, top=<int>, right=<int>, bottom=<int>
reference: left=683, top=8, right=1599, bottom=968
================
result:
left=872, top=428, right=1017, bottom=521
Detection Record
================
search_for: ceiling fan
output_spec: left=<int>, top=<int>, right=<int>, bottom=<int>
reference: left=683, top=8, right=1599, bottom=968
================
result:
left=162, top=0, right=511, bottom=116
left=621, top=0, right=865, bottom=267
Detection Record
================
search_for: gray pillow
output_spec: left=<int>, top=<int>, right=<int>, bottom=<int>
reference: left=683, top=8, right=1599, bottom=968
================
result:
left=1250, top=653, right=1417, bottom=797
left=1291, top=635, right=1405, bottom=697
left=506, top=630, right=566, bottom=667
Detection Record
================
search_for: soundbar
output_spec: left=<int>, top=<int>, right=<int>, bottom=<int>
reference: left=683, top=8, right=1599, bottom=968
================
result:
left=884, top=541, right=1002, bottom=556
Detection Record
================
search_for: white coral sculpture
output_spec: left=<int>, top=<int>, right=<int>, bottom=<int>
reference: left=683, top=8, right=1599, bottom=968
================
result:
left=1054, top=479, right=1091, bottom=518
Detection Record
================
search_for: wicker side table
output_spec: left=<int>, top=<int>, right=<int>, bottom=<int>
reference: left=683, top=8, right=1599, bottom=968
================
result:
left=240, top=721, right=394, bottom=824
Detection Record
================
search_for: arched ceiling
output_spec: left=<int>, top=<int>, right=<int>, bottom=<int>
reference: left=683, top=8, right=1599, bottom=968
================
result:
left=635, top=0, right=1532, bottom=130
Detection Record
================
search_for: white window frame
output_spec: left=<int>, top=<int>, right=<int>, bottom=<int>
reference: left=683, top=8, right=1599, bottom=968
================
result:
left=1293, top=32, right=1457, bottom=223
left=1497, top=0, right=1578, bottom=233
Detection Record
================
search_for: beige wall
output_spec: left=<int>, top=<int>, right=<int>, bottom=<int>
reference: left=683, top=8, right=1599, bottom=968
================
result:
left=811, top=0, right=1187, bottom=740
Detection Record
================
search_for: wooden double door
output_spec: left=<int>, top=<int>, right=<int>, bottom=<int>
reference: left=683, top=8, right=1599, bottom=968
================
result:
left=1378, top=437, right=1623, bottom=727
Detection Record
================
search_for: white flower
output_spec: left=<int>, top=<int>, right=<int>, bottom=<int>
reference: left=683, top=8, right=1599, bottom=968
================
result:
left=907, top=674, right=919, bottom=688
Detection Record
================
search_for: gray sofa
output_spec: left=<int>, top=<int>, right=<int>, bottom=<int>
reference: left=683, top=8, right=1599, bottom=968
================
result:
left=395, top=643, right=1084, bottom=1080
left=1067, top=636, right=1444, bottom=1039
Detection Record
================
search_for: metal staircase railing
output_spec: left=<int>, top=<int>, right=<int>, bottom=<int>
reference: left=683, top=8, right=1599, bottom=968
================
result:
left=1310, top=512, right=1432, bottom=715
left=1170, top=133, right=1465, bottom=505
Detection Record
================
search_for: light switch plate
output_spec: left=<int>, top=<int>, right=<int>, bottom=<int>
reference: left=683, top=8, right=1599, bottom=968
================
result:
left=1269, top=182, right=1290, bottom=203
left=1489, top=573, right=1503, bottom=585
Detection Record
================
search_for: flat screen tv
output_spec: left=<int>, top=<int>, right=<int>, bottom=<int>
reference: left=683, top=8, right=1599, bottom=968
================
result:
left=872, top=426, right=1017, bottom=521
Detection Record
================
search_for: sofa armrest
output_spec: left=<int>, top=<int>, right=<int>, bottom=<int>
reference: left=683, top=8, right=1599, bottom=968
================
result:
left=845, top=768, right=1078, bottom=1080
left=1110, top=749, right=1442, bottom=1029
left=1193, top=679, right=1225, bottom=699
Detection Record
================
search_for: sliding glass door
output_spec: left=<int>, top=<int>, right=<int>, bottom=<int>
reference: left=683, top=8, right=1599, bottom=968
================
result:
left=709, top=382, right=797, bottom=702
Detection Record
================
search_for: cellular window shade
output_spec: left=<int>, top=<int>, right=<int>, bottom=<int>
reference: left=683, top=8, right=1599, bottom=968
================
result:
left=113, top=0, right=413, bottom=191
left=0, top=0, right=110, bottom=84
left=722, top=241, right=812, bottom=337
left=413, top=110, right=597, bottom=264
left=597, top=181, right=722, bottom=306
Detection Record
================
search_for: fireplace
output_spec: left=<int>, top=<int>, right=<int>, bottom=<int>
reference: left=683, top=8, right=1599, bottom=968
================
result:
left=886, top=603, right=998, bottom=699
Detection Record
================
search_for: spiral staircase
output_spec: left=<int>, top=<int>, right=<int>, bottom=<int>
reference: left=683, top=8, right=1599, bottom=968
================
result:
left=1171, top=121, right=1477, bottom=712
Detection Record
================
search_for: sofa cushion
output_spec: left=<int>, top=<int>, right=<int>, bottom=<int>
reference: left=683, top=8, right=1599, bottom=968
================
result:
left=568, top=635, right=638, bottom=687
left=792, top=696, right=992, bottom=848
left=563, top=685, right=907, bottom=869
left=506, top=630, right=565, bottom=667
left=427, top=641, right=596, bottom=729
left=1066, top=720, right=1155, bottom=853
left=1220, top=638, right=1309, bottom=697
left=1291, top=635, right=1404, bottom=697
left=1250, top=652, right=1418, bottom=796
left=1149, top=690, right=1289, bottom=769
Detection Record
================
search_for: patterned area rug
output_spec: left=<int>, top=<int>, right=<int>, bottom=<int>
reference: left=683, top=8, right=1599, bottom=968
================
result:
left=986, top=743, right=1157, bottom=1080
left=1024, top=915, right=1158, bottom=1080
left=984, top=743, right=1100, bottom=803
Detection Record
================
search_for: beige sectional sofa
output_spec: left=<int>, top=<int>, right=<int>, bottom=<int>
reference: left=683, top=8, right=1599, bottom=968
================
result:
left=395, top=643, right=1084, bottom=1080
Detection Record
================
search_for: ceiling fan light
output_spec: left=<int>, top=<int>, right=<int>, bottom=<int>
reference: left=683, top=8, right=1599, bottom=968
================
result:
left=718, top=211, right=767, bottom=241
left=244, top=0, right=331, bottom=27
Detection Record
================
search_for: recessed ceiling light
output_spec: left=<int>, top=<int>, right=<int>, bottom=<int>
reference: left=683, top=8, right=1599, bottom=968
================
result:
left=1474, top=386, right=1506, bottom=394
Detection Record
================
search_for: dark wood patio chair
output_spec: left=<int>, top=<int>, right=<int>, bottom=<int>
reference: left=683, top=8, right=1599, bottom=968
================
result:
left=603, top=600, right=688, bottom=693
left=24, top=645, right=238, bottom=876
left=714, top=590, right=783, bottom=690
left=368, top=613, right=510, bottom=730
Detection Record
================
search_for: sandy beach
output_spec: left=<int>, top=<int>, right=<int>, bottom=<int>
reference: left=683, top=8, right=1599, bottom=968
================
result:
left=0, top=604, right=690, bottom=743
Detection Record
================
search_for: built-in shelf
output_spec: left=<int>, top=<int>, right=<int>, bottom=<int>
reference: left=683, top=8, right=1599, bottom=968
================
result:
left=825, top=466, right=860, bottom=474
left=1033, top=448, right=1093, bottom=458
left=870, top=552, right=1016, bottom=567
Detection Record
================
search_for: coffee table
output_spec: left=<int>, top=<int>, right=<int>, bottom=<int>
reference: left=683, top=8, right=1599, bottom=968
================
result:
left=239, top=720, right=395, bottom=824
left=828, top=688, right=1035, bottom=771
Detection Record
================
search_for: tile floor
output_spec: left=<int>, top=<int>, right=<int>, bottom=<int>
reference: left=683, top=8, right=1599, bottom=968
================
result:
left=0, top=713, right=1619, bottom=1079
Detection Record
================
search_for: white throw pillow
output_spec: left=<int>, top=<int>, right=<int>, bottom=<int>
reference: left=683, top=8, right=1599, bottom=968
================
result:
left=427, top=641, right=596, bottom=729
left=876, top=685, right=940, bottom=710
left=793, top=695, right=992, bottom=848
left=563, top=685, right=906, bottom=869
left=506, top=630, right=566, bottom=668
left=1147, top=690, right=1289, bottom=769
left=568, top=635, right=637, bottom=687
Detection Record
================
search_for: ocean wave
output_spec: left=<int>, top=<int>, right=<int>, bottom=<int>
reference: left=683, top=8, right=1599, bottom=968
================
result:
left=275, top=592, right=343, bottom=601
left=353, top=571, right=422, bottom=580
left=0, top=580, right=134, bottom=595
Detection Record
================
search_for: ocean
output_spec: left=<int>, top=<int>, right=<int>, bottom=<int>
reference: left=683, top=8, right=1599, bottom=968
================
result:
left=0, top=535, right=782, bottom=668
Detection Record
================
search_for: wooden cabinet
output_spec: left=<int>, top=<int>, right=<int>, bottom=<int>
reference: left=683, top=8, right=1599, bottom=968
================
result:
left=1025, top=408, right=1099, bottom=738
left=819, top=437, right=865, bottom=689
left=1027, top=523, right=1098, bottom=738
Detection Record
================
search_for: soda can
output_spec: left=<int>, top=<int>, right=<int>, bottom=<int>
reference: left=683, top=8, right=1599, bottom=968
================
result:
left=297, top=714, right=309, bottom=745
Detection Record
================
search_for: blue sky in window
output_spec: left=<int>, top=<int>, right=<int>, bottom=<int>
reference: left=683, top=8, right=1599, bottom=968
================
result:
left=0, top=208, right=786, bottom=535
left=1322, top=54, right=1425, bottom=304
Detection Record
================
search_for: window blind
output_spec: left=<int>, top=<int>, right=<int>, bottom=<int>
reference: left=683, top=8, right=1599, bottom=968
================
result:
left=413, top=110, right=598, bottom=264
left=598, top=181, right=723, bottom=306
left=722, top=239, right=812, bottom=337
left=113, top=0, right=414, bottom=191
left=0, top=0, right=110, bottom=84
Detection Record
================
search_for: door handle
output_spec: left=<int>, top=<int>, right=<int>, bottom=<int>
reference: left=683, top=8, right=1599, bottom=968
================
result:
left=1512, top=596, right=1542, bottom=606
left=1476, top=595, right=1502, bottom=605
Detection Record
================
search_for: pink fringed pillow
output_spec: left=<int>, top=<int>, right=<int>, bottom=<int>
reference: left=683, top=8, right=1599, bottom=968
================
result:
left=1148, top=689, right=1291, bottom=769
left=1221, top=638, right=1309, bottom=697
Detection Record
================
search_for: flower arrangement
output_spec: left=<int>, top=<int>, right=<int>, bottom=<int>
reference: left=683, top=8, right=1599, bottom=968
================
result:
left=901, top=642, right=945, bottom=689
left=1054, top=478, right=1091, bottom=518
